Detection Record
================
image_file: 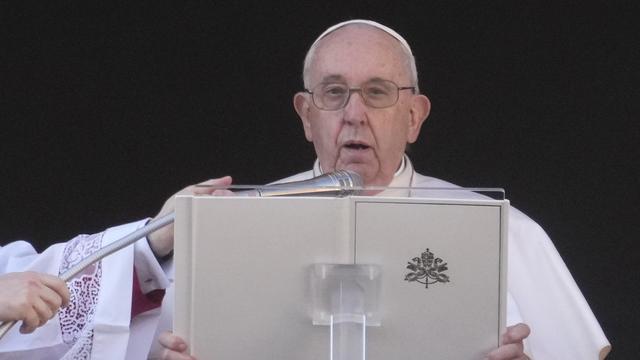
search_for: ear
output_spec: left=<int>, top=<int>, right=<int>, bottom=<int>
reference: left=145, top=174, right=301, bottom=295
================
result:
left=294, top=92, right=314, bottom=142
left=406, top=94, right=431, bottom=143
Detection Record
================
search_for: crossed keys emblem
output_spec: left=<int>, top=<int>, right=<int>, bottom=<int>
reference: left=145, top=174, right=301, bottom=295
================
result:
left=404, top=248, right=450, bottom=288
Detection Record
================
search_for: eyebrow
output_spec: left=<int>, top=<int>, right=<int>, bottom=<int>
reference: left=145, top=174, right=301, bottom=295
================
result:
left=368, top=77, right=389, bottom=83
left=319, top=74, right=346, bottom=83
left=319, top=75, right=392, bottom=84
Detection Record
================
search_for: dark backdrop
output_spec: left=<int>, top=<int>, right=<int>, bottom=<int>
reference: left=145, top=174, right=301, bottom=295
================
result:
left=1, top=2, right=638, bottom=358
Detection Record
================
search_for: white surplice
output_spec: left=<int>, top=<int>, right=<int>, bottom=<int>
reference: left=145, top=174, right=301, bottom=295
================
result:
left=0, top=219, right=170, bottom=360
left=274, top=156, right=611, bottom=359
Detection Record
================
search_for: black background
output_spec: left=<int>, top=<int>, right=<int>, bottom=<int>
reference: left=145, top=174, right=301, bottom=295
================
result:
left=1, top=2, right=638, bottom=358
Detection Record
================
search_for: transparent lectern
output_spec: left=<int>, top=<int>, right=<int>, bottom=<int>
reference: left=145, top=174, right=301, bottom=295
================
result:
left=173, top=185, right=508, bottom=360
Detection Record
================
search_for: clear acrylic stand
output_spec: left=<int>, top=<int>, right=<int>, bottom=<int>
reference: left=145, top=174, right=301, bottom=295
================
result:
left=311, top=264, right=381, bottom=360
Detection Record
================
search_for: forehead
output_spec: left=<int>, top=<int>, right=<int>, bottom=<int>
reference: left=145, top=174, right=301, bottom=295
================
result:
left=309, top=25, right=410, bottom=85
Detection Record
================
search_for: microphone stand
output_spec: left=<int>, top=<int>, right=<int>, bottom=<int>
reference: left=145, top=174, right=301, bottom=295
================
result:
left=0, top=170, right=363, bottom=340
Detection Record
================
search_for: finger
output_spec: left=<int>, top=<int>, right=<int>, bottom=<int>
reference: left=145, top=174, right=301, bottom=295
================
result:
left=32, top=296, right=56, bottom=326
left=503, top=323, right=531, bottom=344
left=37, top=273, right=70, bottom=307
left=19, top=308, right=40, bottom=334
left=158, top=331, right=188, bottom=352
left=20, top=323, right=35, bottom=334
left=37, top=278, right=67, bottom=314
left=486, top=342, right=525, bottom=360
left=160, top=349, right=196, bottom=360
left=192, top=176, right=233, bottom=195
left=211, top=189, right=235, bottom=196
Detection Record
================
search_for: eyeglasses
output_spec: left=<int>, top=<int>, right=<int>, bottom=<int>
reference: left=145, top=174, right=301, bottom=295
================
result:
left=305, top=80, right=416, bottom=111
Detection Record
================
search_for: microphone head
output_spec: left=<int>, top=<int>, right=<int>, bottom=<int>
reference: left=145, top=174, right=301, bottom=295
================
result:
left=246, top=169, right=364, bottom=197
left=327, top=170, right=364, bottom=196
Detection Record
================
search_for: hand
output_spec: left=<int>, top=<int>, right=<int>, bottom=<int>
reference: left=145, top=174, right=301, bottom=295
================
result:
left=486, top=323, right=531, bottom=360
left=0, top=272, right=70, bottom=333
left=155, top=331, right=196, bottom=360
left=147, top=176, right=233, bottom=258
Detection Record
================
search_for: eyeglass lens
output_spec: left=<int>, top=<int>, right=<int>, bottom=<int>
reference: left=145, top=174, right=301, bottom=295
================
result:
left=313, top=80, right=401, bottom=110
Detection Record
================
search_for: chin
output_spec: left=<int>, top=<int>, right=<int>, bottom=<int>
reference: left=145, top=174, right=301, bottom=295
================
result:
left=333, top=161, right=379, bottom=184
left=346, top=167, right=379, bottom=186
left=338, top=163, right=369, bottom=175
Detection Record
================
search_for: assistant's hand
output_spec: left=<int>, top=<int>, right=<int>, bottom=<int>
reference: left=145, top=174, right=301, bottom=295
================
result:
left=155, top=331, right=196, bottom=360
left=0, top=272, right=70, bottom=334
left=147, top=176, right=233, bottom=258
left=486, top=323, right=531, bottom=360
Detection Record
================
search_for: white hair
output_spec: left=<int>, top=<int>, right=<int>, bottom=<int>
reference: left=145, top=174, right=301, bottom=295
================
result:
left=302, top=19, right=420, bottom=93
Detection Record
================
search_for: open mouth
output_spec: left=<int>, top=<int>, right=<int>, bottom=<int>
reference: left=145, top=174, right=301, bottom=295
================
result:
left=344, top=142, right=370, bottom=150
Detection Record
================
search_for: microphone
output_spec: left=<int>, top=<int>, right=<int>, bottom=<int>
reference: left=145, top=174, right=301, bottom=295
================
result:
left=235, top=169, right=363, bottom=197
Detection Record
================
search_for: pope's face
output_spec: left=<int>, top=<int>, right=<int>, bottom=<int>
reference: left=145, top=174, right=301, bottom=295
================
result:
left=294, top=26, right=430, bottom=187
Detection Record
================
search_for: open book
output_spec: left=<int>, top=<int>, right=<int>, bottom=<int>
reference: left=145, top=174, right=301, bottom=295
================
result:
left=174, top=195, right=508, bottom=359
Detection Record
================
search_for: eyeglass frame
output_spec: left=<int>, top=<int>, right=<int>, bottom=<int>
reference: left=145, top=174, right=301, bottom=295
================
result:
left=304, top=79, right=417, bottom=111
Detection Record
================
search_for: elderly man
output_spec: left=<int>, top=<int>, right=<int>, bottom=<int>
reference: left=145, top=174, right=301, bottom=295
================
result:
left=0, top=178, right=231, bottom=359
left=155, top=20, right=609, bottom=359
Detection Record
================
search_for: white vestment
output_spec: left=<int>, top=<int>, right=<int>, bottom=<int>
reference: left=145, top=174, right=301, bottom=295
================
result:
left=274, top=156, right=611, bottom=359
left=0, top=219, right=170, bottom=360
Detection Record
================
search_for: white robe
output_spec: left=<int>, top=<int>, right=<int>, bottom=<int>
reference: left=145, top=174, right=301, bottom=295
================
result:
left=274, top=156, right=611, bottom=359
left=152, top=156, right=610, bottom=359
left=0, top=219, right=170, bottom=360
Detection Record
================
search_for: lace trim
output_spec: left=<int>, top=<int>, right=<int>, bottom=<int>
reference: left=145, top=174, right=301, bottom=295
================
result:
left=58, top=232, right=105, bottom=359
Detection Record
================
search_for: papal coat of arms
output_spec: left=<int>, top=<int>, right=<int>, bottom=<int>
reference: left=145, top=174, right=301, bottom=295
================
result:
left=404, top=248, right=450, bottom=288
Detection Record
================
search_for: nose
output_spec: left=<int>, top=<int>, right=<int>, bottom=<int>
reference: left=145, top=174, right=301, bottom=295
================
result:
left=342, top=90, right=368, bottom=126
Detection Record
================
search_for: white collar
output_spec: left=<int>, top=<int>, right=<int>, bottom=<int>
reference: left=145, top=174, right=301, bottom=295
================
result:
left=312, top=155, right=415, bottom=196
